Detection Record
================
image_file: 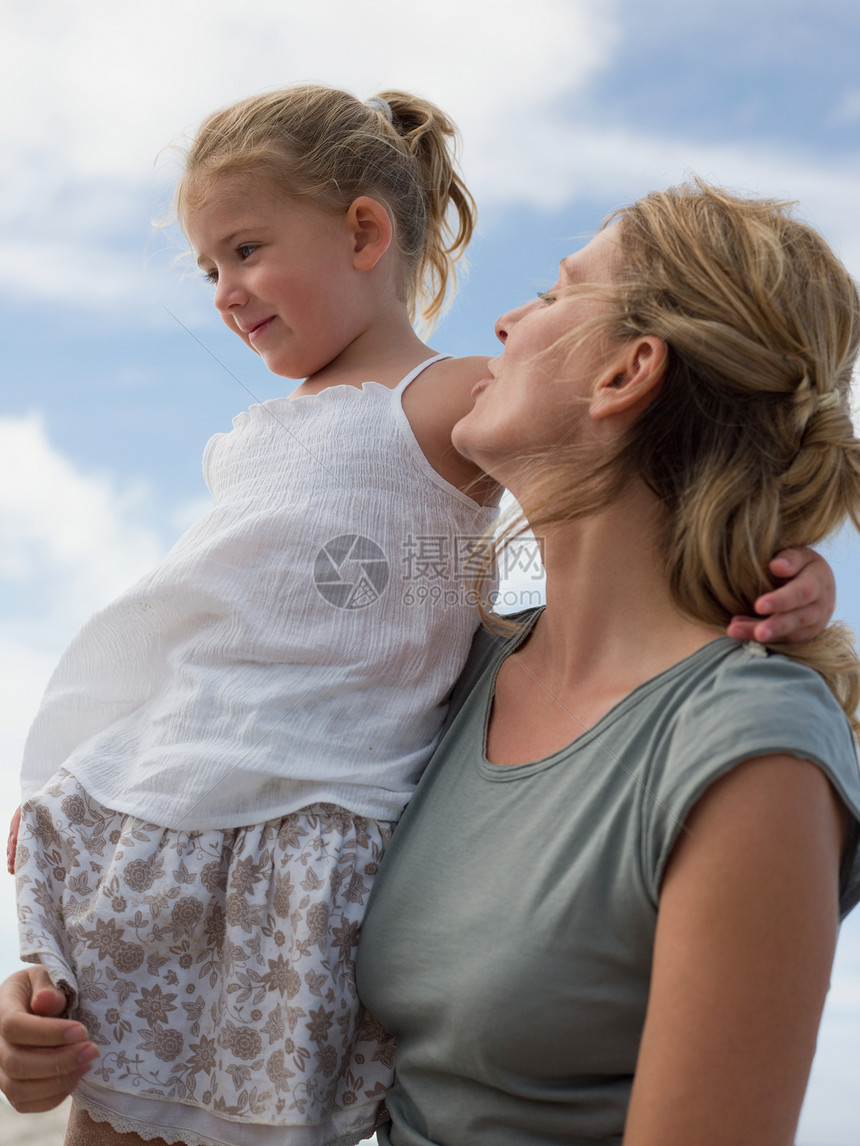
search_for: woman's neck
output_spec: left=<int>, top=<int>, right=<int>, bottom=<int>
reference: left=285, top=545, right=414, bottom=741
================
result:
left=522, top=483, right=719, bottom=694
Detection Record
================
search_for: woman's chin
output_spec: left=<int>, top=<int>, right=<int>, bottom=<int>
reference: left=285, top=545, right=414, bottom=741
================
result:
left=452, top=410, right=516, bottom=485
left=450, top=415, right=479, bottom=463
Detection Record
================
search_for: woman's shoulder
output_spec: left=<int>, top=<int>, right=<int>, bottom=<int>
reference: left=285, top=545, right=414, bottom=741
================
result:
left=685, top=640, right=853, bottom=724
left=662, top=640, right=857, bottom=777
left=644, top=641, right=860, bottom=900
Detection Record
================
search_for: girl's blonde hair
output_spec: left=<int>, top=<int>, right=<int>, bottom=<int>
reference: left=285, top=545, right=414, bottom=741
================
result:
left=493, top=180, right=860, bottom=731
left=176, top=84, right=475, bottom=329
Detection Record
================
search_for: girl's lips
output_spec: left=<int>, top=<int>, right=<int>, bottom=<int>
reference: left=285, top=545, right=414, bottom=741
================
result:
left=471, top=377, right=492, bottom=398
left=248, top=317, right=274, bottom=341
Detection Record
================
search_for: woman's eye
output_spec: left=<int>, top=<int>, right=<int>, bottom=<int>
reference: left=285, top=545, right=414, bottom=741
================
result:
left=536, top=290, right=555, bottom=304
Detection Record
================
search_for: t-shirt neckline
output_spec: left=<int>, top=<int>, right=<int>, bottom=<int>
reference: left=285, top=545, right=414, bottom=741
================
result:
left=478, top=612, right=735, bottom=780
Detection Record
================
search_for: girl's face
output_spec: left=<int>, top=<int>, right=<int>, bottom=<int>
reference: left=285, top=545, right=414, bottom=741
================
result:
left=451, top=227, right=626, bottom=483
left=184, top=176, right=362, bottom=380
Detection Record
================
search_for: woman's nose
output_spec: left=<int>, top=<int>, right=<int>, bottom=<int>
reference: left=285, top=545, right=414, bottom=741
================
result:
left=494, top=301, right=529, bottom=344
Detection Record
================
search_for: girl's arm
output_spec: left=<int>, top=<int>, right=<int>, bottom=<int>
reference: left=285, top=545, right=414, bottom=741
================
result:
left=401, top=355, right=502, bottom=505
left=623, top=753, right=845, bottom=1146
left=728, top=547, right=836, bottom=643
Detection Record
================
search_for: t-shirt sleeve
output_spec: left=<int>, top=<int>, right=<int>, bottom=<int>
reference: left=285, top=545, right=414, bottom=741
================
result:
left=641, top=647, right=860, bottom=918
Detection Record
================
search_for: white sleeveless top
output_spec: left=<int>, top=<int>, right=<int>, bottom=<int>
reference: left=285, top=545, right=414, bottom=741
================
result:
left=20, top=357, right=498, bottom=829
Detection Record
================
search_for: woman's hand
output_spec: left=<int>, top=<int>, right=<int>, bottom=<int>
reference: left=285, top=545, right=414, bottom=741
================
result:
left=727, top=546, right=835, bottom=644
left=7, top=806, right=21, bottom=875
left=0, top=966, right=97, bottom=1112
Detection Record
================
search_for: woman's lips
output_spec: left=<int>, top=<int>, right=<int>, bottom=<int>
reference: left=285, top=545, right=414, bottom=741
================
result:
left=471, top=358, right=498, bottom=397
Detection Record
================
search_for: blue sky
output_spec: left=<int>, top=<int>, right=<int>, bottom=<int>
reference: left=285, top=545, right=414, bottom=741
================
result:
left=2, top=1, right=860, bottom=1140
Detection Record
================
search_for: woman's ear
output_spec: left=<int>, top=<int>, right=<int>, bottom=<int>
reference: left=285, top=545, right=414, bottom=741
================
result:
left=346, top=196, right=393, bottom=270
left=590, top=336, right=668, bottom=421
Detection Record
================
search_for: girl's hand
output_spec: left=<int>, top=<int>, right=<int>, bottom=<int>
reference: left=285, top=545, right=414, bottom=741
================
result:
left=7, top=805, right=21, bottom=875
left=0, top=966, right=97, bottom=1112
left=727, top=547, right=835, bottom=644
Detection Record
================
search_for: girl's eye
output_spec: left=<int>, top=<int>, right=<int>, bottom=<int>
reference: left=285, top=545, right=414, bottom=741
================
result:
left=536, top=290, right=555, bottom=304
left=198, top=243, right=258, bottom=285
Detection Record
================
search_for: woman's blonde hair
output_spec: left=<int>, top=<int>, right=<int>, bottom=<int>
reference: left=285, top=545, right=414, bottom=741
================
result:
left=175, top=84, right=475, bottom=329
left=493, top=180, right=860, bottom=731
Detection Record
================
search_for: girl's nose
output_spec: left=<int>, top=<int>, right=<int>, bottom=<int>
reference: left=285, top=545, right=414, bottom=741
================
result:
left=213, top=272, right=246, bottom=313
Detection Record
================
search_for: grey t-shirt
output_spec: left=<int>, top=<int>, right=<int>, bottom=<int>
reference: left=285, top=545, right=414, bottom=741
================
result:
left=357, top=611, right=860, bottom=1146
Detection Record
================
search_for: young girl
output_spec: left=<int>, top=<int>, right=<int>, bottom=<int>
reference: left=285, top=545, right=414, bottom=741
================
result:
left=10, top=85, right=835, bottom=1146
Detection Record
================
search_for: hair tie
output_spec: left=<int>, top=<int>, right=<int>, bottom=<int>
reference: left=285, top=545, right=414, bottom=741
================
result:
left=366, top=95, right=394, bottom=124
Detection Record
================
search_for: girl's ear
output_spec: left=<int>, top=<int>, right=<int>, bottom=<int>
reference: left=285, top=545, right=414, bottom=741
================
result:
left=590, top=336, right=668, bottom=422
left=346, top=196, right=393, bottom=270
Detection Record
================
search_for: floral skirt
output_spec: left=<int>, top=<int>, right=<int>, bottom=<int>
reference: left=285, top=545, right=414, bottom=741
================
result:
left=16, top=769, right=396, bottom=1146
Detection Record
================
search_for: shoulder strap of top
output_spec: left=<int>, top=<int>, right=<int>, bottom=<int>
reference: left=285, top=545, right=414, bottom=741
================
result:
left=392, top=353, right=452, bottom=396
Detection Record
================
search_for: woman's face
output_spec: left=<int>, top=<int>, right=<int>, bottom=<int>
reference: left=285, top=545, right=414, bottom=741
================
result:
left=452, top=226, right=627, bottom=483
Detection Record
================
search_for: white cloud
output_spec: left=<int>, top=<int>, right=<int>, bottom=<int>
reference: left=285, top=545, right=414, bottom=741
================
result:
left=1, top=0, right=617, bottom=309
left=473, top=120, right=860, bottom=277
left=5, top=0, right=860, bottom=316
left=1, top=234, right=144, bottom=305
left=1, top=0, right=614, bottom=181
left=0, top=414, right=166, bottom=641
left=0, top=638, right=58, bottom=802
left=1, top=0, right=619, bottom=309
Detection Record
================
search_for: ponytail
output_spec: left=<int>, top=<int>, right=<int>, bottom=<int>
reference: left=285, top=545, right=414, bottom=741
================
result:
left=377, top=91, right=476, bottom=327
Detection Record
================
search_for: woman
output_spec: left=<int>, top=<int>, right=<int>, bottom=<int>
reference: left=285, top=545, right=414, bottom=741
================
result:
left=357, top=182, right=860, bottom=1144
left=1, top=181, right=859, bottom=1145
